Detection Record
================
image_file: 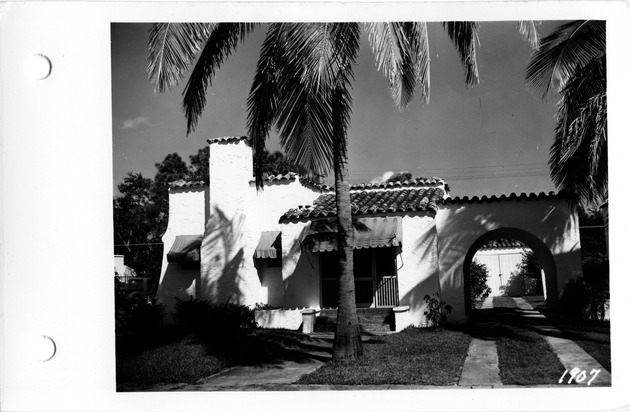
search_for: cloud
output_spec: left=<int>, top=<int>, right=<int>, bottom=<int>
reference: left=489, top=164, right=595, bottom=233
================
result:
left=370, top=171, right=394, bottom=184
left=121, top=116, right=151, bottom=129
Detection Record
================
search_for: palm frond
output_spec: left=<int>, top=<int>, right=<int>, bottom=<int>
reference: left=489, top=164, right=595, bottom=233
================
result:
left=147, top=23, right=214, bottom=93
left=248, top=23, right=285, bottom=188
left=273, top=23, right=360, bottom=178
left=549, top=55, right=607, bottom=208
left=411, top=22, right=430, bottom=104
left=517, top=21, right=541, bottom=50
left=366, top=22, right=417, bottom=109
left=182, top=23, right=256, bottom=135
left=525, top=20, right=605, bottom=99
left=442, top=21, right=480, bottom=87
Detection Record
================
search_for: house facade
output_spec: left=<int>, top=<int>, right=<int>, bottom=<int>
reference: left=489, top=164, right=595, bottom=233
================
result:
left=156, top=136, right=583, bottom=330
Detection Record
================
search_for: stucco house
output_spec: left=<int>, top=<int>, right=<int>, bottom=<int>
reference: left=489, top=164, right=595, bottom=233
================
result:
left=156, top=136, right=583, bottom=331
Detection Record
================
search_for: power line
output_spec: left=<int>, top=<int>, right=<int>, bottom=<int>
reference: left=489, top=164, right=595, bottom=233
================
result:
left=115, top=242, right=164, bottom=247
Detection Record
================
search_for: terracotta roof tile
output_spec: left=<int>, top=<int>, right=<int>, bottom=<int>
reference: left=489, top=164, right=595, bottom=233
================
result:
left=280, top=187, right=445, bottom=221
left=251, top=172, right=298, bottom=184
left=480, top=239, right=527, bottom=250
left=440, top=191, right=570, bottom=205
left=169, top=180, right=206, bottom=189
left=300, top=176, right=446, bottom=192
left=207, top=136, right=250, bottom=145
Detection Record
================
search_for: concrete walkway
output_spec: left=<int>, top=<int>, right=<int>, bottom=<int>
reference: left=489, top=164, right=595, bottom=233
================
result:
left=458, top=296, right=611, bottom=388
left=458, top=338, right=502, bottom=387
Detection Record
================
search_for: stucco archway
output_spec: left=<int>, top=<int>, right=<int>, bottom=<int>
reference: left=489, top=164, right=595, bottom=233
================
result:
left=463, top=228, right=557, bottom=315
left=435, top=194, right=582, bottom=324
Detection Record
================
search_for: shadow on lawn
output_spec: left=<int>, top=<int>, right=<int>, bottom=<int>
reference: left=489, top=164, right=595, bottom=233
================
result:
left=468, top=302, right=610, bottom=346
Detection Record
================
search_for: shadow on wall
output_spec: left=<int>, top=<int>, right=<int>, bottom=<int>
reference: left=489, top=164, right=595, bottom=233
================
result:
left=158, top=263, right=200, bottom=312
left=200, top=206, right=247, bottom=305
left=282, top=224, right=321, bottom=309
left=398, top=222, right=441, bottom=325
left=436, top=199, right=580, bottom=321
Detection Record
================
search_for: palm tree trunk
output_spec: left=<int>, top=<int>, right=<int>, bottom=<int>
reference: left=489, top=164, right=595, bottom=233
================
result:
left=332, top=132, right=363, bottom=359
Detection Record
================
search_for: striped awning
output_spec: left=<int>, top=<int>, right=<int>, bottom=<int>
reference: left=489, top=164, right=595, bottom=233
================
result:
left=255, top=231, right=281, bottom=259
left=305, top=217, right=402, bottom=252
left=167, top=235, right=203, bottom=263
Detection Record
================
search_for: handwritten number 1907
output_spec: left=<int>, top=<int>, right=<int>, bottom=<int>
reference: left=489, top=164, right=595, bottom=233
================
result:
left=559, top=367, right=600, bottom=385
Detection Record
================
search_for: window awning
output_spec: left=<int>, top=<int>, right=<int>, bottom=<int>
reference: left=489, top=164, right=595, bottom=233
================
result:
left=255, top=231, right=281, bottom=259
left=305, top=217, right=402, bottom=253
left=167, top=235, right=203, bottom=263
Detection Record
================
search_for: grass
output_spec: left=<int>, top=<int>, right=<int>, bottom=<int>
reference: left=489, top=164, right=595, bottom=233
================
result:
left=297, top=327, right=471, bottom=386
left=116, top=335, right=235, bottom=389
left=116, top=327, right=315, bottom=389
left=495, top=324, right=566, bottom=385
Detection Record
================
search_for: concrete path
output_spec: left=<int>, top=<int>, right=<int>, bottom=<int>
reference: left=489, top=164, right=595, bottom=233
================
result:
left=458, top=338, right=502, bottom=387
left=510, top=298, right=611, bottom=386
left=479, top=296, right=494, bottom=310
left=459, top=296, right=611, bottom=388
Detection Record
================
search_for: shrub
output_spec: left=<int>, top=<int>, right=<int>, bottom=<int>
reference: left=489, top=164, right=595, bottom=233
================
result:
left=501, top=251, right=542, bottom=296
left=115, top=278, right=164, bottom=333
left=469, top=260, right=492, bottom=308
left=560, top=277, right=609, bottom=321
left=423, top=293, right=452, bottom=327
left=174, top=298, right=257, bottom=350
left=501, top=272, right=539, bottom=296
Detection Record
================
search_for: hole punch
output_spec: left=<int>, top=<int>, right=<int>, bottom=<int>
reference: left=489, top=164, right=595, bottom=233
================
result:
left=35, top=335, right=56, bottom=362
left=24, top=54, right=52, bottom=80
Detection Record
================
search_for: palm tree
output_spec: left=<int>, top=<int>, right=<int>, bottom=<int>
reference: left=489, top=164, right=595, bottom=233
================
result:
left=147, top=22, right=527, bottom=359
left=525, top=20, right=606, bottom=210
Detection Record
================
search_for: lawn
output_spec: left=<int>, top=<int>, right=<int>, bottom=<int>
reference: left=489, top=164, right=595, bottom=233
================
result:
left=296, top=327, right=471, bottom=386
left=494, top=324, right=566, bottom=385
left=117, top=335, right=235, bottom=389
left=116, top=327, right=314, bottom=390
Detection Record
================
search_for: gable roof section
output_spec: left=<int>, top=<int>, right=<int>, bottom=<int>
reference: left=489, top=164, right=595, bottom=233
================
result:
left=280, top=186, right=445, bottom=221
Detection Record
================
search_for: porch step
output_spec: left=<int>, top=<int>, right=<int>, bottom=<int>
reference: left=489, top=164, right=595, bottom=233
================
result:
left=315, top=308, right=394, bottom=333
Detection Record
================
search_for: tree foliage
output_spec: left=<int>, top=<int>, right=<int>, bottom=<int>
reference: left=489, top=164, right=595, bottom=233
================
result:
left=526, top=20, right=607, bottom=209
left=501, top=251, right=542, bottom=297
left=469, top=260, right=492, bottom=308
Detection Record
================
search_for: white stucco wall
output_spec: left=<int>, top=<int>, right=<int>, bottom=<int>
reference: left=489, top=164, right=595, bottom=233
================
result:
left=396, top=213, right=441, bottom=327
left=200, top=139, right=323, bottom=308
left=156, top=186, right=209, bottom=314
left=435, top=197, right=582, bottom=323
left=280, top=220, right=321, bottom=309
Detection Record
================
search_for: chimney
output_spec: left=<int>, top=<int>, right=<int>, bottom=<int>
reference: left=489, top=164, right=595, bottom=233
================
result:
left=207, top=136, right=253, bottom=216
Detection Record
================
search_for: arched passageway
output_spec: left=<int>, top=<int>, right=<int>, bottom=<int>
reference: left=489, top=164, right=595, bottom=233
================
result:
left=435, top=193, right=582, bottom=324
left=463, top=228, right=557, bottom=316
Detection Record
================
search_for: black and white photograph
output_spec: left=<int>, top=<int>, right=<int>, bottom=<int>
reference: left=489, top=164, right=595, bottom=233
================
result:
left=112, top=20, right=610, bottom=390
left=2, top=2, right=629, bottom=411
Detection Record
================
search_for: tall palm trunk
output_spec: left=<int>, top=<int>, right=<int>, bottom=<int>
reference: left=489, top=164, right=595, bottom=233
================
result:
left=332, top=117, right=363, bottom=359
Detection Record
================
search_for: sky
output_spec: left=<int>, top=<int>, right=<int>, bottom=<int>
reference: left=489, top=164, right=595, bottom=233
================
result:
left=111, top=22, right=566, bottom=198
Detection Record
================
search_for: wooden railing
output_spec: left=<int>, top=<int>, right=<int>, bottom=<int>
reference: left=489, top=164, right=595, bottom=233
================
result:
left=376, top=276, right=399, bottom=307
left=321, top=276, right=399, bottom=308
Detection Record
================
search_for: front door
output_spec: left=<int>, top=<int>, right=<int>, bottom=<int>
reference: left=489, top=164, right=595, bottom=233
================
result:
left=320, top=247, right=399, bottom=308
